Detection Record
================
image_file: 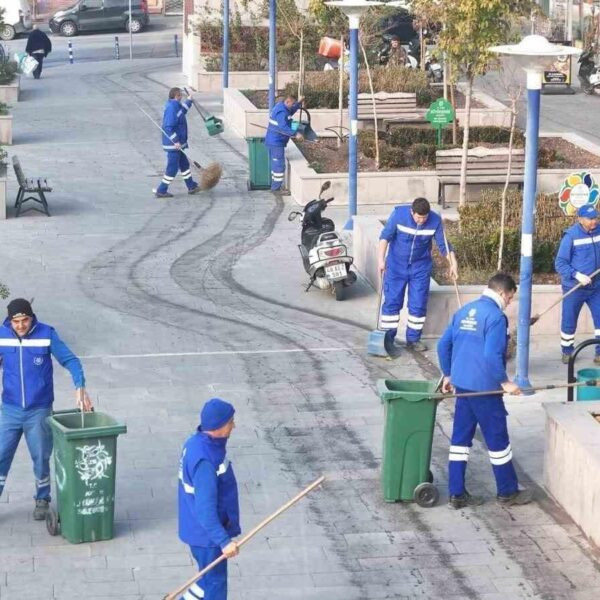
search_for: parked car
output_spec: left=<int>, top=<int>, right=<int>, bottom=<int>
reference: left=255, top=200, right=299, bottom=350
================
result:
left=0, top=0, right=33, bottom=41
left=49, top=0, right=150, bottom=37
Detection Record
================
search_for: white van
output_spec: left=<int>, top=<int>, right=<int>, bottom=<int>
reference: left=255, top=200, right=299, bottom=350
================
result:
left=0, top=0, right=33, bottom=41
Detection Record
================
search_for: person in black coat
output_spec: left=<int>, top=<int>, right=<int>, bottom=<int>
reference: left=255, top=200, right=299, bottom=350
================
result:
left=25, top=26, right=52, bottom=80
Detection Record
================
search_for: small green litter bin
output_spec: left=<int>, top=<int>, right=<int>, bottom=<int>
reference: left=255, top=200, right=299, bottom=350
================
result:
left=246, top=137, right=271, bottom=190
left=47, top=410, right=127, bottom=544
left=577, top=368, right=600, bottom=401
left=377, top=379, right=440, bottom=506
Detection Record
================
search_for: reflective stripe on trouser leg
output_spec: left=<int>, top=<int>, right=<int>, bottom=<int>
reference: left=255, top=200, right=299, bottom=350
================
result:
left=269, top=146, right=285, bottom=190
left=189, top=546, right=227, bottom=600
left=585, top=286, right=600, bottom=355
left=182, top=582, right=205, bottom=599
left=179, top=152, right=198, bottom=190
left=157, top=151, right=181, bottom=194
left=560, top=287, right=586, bottom=355
left=448, top=396, right=477, bottom=496
left=406, top=267, right=431, bottom=343
left=379, top=271, right=409, bottom=339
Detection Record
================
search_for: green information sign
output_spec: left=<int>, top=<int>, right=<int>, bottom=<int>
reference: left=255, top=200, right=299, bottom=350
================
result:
left=425, top=98, right=455, bottom=147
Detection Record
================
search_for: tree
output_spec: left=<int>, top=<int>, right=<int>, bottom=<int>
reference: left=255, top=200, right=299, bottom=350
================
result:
left=413, top=0, right=531, bottom=206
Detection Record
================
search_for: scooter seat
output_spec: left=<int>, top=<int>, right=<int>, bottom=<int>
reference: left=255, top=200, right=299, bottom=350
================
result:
left=302, top=219, right=335, bottom=249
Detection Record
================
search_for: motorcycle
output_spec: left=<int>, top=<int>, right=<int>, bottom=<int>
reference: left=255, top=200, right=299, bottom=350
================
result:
left=424, top=51, right=443, bottom=83
left=288, top=181, right=357, bottom=301
left=578, top=47, right=600, bottom=95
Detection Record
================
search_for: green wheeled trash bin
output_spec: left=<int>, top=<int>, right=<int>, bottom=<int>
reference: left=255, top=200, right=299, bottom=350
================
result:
left=576, top=368, right=600, bottom=401
left=246, top=137, right=272, bottom=190
left=378, top=379, right=440, bottom=507
left=46, top=410, right=127, bottom=544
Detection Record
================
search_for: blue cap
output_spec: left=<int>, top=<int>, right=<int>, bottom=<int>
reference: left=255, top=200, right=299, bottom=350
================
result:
left=577, top=204, right=599, bottom=218
left=200, top=398, right=235, bottom=431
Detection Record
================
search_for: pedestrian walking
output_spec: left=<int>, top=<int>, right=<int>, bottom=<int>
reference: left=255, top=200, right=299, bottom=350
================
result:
left=25, top=25, right=52, bottom=80
left=555, top=204, right=600, bottom=364
left=265, top=94, right=305, bottom=194
left=154, top=87, right=201, bottom=199
left=437, top=273, right=533, bottom=509
left=0, top=298, right=92, bottom=520
left=178, top=398, right=240, bottom=600
left=377, top=197, right=458, bottom=355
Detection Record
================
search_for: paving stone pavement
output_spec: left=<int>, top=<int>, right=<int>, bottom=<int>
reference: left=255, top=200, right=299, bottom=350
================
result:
left=0, top=58, right=599, bottom=599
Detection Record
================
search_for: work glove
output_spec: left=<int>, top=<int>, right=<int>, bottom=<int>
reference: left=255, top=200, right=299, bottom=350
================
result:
left=575, top=272, right=592, bottom=286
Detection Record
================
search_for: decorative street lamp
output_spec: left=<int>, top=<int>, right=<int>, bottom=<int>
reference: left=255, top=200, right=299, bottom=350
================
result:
left=223, top=0, right=230, bottom=89
left=269, top=0, right=276, bottom=110
left=326, top=0, right=382, bottom=230
left=489, top=35, right=580, bottom=391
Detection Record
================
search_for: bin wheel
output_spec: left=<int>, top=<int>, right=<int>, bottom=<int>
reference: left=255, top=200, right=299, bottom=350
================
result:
left=413, top=482, right=439, bottom=508
left=46, top=506, right=60, bottom=536
left=427, top=470, right=434, bottom=484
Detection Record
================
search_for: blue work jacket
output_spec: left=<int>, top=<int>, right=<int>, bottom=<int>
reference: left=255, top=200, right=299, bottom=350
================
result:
left=0, top=317, right=85, bottom=410
left=555, top=222, right=600, bottom=289
left=437, top=290, right=509, bottom=392
left=265, top=100, right=302, bottom=147
left=380, top=205, right=452, bottom=275
left=161, top=98, right=192, bottom=150
left=178, top=430, right=240, bottom=549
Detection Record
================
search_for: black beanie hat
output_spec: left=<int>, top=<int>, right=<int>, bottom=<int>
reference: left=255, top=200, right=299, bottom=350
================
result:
left=7, top=298, right=33, bottom=320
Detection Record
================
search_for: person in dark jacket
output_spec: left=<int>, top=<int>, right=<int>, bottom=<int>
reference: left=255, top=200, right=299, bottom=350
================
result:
left=264, top=94, right=305, bottom=193
left=0, top=299, right=93, bottom=521
left=178, top=398, right=240, bottom=600
left=25, top=25, right=52, bottom=80
left=437, top=273, right=533, bottom=509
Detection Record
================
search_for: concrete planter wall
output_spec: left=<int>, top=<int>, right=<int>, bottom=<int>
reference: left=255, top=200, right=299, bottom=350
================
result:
left=0, top=171, right=7, bottom=220
left=0, top=115, right=12, bottom=145
left=544, top=402, right=600, bottom=547
left=191, top=67, right=300, bottom=93
left=353, top=214, right=595, bottom=337
left=0, top=77, right=19, bottom=104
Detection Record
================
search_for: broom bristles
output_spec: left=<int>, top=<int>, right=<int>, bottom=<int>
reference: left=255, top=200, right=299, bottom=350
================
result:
left=199, top=162, right=223, bottom=191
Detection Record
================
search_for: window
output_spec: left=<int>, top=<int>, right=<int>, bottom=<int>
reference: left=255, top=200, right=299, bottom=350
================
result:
left=82, top=0, right=104, bottom=9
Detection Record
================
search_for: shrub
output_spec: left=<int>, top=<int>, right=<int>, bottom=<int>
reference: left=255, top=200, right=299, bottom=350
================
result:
left=410, top=143, right=437, bottom=168
left=358, top=130, right=376, bottom=159
left=0, top=102, right=9, bottom=115
left=0, top=61, right=17, bottom=85
left=0, top=282, right=8, bottom=299
left=379, top=146, right=406, bottom=169
left=448, top=189, right=570, bottom=274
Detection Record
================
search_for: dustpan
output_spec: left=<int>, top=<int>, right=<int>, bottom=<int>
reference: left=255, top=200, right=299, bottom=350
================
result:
left=184, top=87, right=225, bottom=136
left=367, top=283, right=391, bottom=357
left=293, top=108, right=318, bottom=142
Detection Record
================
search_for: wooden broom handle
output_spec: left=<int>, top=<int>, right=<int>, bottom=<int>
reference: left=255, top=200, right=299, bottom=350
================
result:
left=163, top=476, right=325, bottom=600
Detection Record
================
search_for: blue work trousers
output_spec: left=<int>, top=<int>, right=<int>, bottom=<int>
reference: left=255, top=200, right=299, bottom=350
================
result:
left=380, top=264, right=430, bottom=343
left=0, top=403, right=53, bottom=501
left=157, top=151, right=198, bottom=194
left=182, top=546, right=227, bottom=600
left=268, top=145, right=285, bottom=190
left=448, top=390, right=518, bottom=497
left=560, top=285, right=600, bottom=355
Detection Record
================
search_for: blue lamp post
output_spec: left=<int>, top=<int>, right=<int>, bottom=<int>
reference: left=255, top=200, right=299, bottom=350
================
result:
left=489, top=36, right=580, bottom=391
left=223, top=0, right=230, bottom=88
left=269, top=0, right=276, bottom=110
left=326, top=1, right=382, bottom=230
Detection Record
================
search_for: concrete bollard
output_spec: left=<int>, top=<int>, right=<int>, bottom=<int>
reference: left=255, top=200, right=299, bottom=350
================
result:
left=68, top=40, right=73, bottom=64
left=115, top=36, right=120, bottom=60
left=174, top=34, right=179, bottom=58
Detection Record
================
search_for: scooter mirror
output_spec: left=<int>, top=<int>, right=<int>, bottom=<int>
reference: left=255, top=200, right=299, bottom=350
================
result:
left=288, top=211, right=301, bottom=222
left=320, top=181, right=331, bottom=196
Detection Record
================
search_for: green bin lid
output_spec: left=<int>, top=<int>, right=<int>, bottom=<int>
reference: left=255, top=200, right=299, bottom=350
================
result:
left=48, top=411, right=127, bottom=440
left=377, top=378, right=440, bottom=403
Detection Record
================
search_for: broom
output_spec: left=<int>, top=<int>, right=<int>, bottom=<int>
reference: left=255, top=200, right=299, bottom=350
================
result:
left=137, top=104, right=223, bottom=191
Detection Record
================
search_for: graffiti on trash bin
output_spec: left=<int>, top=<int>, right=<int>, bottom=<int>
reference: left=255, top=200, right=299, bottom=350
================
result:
left=75, top=441, right=113, bottom=487
left=76, top=489, right=113, bottom=515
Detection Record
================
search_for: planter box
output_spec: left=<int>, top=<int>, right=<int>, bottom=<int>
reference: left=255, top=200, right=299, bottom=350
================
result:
left=353, top=213, right=595, bottom=337
left=0, top=114, right=12, bottom=145
left=0, top=77, right=19, bottom=104
left=0, top=171, right=7, bottom=220
left=191, top=67, right=300, bottom=93
left=544, top=402, right=600, bottom=547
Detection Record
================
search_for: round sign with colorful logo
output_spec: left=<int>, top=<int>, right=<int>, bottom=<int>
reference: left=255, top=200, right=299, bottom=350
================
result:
left=559, top=171, right=599, bottom=216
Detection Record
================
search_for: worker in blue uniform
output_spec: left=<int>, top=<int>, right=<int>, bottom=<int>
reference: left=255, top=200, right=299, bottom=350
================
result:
left=555, top=204, right=600, bottom=364
left=155, top=87, right=201, bottom=199
left=178, top=398, right=240, bottom=600
left=265, top=94, right=305, bottom=194
left=437, top=273, right=533, bottom=509
left=378, top=197, right=458, bottom=354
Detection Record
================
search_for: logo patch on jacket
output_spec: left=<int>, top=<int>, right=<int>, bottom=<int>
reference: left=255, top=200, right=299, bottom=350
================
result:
left=460, top=308, right=478, bottom=332
left=33, top=356, right=44, bottom=366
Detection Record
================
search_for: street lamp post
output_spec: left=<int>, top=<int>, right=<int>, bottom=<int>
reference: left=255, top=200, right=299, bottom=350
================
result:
left=489, top=36, right=580, bottom=391
left=269, top=0, right=276, bottom=110
left=223, top=0, right=230, bottom=89
left=326, top=1, right=382, bottom=230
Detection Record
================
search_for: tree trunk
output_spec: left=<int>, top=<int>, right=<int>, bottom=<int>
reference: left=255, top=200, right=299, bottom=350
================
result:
left=297, top=29, right=304, bottom=98
left=338, top=35, right=344, bottom=149
left=448, top=61, right=457, bottom=145
left=360, top=38, right=379, bottom=168
left=497, top=98, right=517, bottom=271
left=458, top=75, right=473, bottom=207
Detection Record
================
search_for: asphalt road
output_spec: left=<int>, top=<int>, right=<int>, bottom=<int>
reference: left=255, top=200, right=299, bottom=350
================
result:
left=2, top=15, right=183, bottom=67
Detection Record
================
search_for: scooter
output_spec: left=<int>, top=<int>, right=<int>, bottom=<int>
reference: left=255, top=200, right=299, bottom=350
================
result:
left=288, top=181, right=357, bottom=301
left=424, top=51, right=443, bottom=83
left=578, top=47, right=600, bottom=95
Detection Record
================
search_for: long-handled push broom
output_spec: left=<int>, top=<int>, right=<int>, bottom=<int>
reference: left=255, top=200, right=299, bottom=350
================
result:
left=137, top=105, right=223, bottom=192
left=163, top=475, right=325, bottom=600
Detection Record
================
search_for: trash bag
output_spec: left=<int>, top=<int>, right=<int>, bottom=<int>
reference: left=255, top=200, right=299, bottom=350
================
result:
left=21, top=56, right=39, bottom=77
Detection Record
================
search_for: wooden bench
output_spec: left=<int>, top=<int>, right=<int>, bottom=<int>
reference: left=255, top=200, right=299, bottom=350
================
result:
left=12, top=156, right=52, bottom=217
left=357, top=92, right=425, bottom=129
left=436, top=146, right=525, bottom=206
